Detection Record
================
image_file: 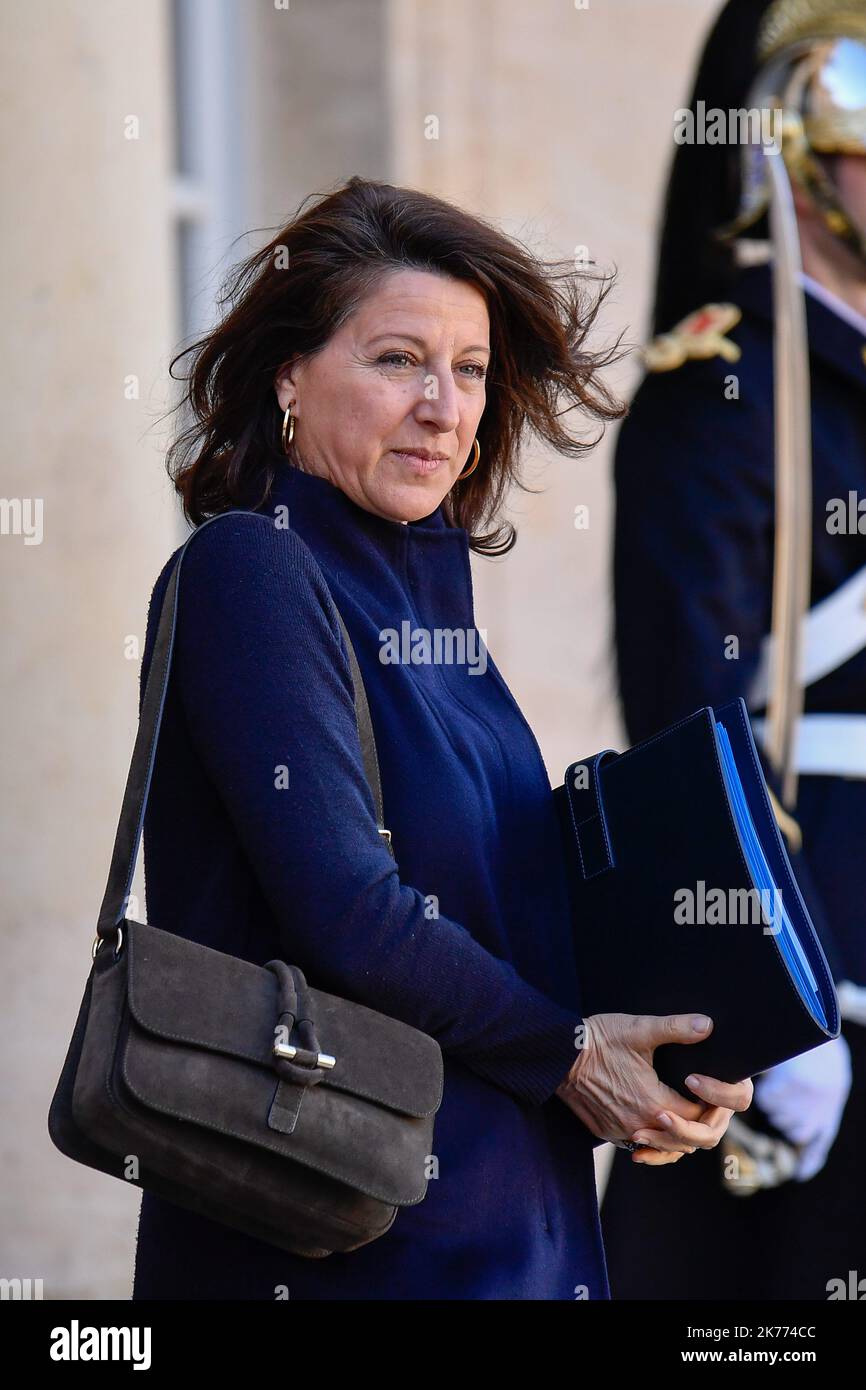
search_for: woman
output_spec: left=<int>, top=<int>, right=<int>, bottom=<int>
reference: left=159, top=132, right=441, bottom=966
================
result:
left=131, top=176, right=751, bottom=1300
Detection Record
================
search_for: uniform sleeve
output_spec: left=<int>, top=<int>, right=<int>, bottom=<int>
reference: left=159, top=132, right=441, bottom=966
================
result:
left=161, top=513, right=583, bottom=1108
left=614, top=362, right=776, bottom=746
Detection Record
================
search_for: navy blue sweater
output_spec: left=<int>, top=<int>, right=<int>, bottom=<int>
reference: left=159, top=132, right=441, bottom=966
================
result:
left=132, top=461, right=608, bottom=1300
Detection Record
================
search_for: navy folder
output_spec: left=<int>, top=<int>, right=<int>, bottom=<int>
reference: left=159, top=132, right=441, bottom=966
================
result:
left=554, top=698, right=840, bottom=1098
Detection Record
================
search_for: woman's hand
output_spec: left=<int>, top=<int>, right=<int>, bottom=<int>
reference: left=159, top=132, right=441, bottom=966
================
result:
left=555, top=1012, right=753, bottom=1165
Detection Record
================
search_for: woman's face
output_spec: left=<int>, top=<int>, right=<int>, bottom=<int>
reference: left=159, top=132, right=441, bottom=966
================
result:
left=274, top=268, right=490, bottom=523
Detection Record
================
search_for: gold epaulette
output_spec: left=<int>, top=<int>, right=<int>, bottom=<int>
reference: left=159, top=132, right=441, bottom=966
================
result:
left=643, top=303, right=743, bottom=373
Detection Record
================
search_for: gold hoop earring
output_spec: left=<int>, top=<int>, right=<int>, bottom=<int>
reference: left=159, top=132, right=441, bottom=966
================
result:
left=456, top=437, right=480, bottom=481
left=281, top=404, right=295, bottom=455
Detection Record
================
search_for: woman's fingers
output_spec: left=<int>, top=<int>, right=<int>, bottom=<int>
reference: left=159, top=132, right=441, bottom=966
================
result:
left=632, top=1104, right=731, bottom=1152
left=631, top=1147, right=687, bottom=1166
left=646, top=1074, right=752, bottom=1138
left=632, top=1135, right=697, bottom=1156
left=684, top=1072, right=753, bottom=1111
left=655, top=1083, right=706, bottom=1123
left=626, top=1012, right=714, bottom=1059
left=566, top=1014, right=752, bottom=1154
left=630, top=1128, right=699, bottom=1154
left=630, top=1120, right=700, bottom=1153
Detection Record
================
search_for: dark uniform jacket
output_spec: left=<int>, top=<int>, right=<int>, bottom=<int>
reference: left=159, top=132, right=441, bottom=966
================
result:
left=602, top=261, right=866, bottom=1303
left=614, top=260, right=866, bottom=987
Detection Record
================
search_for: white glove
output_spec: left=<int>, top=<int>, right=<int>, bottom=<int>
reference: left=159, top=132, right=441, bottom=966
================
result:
left=753, top=1037, right=852, bottom=1182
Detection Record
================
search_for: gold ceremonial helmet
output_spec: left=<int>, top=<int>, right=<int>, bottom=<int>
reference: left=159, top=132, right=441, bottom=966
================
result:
left=722, top=0, right=866, bottom=263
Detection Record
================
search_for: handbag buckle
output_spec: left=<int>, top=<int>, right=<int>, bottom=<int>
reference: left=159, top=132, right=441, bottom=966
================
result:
left=92, top=925, right=124, bottom=961
left=273, top=1040, right=336, bottom=1069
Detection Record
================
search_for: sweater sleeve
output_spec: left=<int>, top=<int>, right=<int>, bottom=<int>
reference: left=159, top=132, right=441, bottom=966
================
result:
left=162, top=512, right=583, bottom=1108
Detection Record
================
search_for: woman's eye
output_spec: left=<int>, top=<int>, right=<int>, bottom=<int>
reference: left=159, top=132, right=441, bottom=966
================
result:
left=378, top=351, right=415, bottom=368
left=377, top=352, right=485, bottom=381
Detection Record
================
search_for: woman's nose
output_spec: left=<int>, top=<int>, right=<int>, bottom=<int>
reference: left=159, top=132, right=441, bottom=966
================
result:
left=413, top=368, right=462, bottom=433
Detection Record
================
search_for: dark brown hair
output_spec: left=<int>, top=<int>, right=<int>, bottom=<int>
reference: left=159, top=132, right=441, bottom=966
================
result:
left=165, top=176, right=625, bottom=555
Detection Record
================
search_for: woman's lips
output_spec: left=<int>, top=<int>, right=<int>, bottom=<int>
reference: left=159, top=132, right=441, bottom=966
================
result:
left=391, top=450, right=448, bottom=476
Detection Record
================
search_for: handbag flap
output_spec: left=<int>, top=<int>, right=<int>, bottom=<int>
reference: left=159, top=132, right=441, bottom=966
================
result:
left=124, top=921, right=443, bottom=1117
left=121, top=1012, right=433, bottom=1206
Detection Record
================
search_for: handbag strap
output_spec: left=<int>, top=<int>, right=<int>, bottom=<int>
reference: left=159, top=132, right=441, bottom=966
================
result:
left=96, top=508, right=393, bottom=941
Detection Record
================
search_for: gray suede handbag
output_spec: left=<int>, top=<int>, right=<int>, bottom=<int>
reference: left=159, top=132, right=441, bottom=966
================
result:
left=48, top=510, right=444, bottom=1258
